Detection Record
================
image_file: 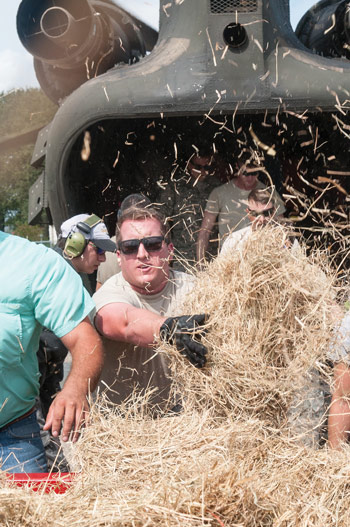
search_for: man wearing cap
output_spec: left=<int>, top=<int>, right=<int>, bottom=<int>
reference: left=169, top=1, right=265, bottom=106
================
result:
left=36, top=214, right=116, bottom=470
left=0, top=228, right=104, bottom=473
left=93, top=205, right=208, bottom=411
left=58, top=213, right=116, bottom=288
left=96, top=195, right=151, bottom=290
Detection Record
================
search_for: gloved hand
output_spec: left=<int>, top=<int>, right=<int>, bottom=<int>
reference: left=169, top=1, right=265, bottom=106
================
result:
left=159, top=314, right=208, bottom=368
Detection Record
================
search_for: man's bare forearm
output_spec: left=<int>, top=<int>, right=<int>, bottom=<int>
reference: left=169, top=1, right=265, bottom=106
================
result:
left=44, top=317, right=104, bottom=441
left=328, top=362, right=350, bottom=449
left=61, top=318, right=104, bottom=392
left=95, top=304, right=165, bottom=347
left=328, top=397, right=350, bottom=449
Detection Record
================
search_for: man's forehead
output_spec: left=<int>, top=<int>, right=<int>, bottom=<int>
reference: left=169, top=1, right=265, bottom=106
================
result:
left=120, top=218, right=162, bottom=237
left=238, top=163, right=261, bottom=173
left=248, top=199, right=274, bottom=209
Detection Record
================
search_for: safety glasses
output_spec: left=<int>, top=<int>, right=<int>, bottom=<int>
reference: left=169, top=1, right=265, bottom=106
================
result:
left=118, top=236, right=165, bottom=255
left=248, top=207, right=275, bottom=218
left=89, top=242, right=106, bottom=255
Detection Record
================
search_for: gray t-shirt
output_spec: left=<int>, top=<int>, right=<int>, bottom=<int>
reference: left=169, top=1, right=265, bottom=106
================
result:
left=329, top=312, right=350, bottom=365
left=93, top=270, right=195, bottom=407
left=205, top=180, right=286, bottom=244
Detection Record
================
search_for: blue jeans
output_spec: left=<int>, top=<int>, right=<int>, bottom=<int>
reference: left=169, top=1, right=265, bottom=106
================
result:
left=0, top=412, right=48, bottom=473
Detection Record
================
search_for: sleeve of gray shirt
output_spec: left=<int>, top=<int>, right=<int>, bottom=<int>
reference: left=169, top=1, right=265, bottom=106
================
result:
left=328, top=312, right=350, bottom=365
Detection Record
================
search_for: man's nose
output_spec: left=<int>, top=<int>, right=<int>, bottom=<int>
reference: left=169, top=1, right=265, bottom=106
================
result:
left=137, top=241, right=149, bottom=259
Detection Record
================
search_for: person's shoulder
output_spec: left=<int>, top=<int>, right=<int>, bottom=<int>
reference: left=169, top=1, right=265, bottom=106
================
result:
left=226, top=224, right=251, bottom=241
left=213, top=180, right=230, bottom=191
left=221, top=225, right=251, bottom=254
left=93, top=271, right=129, bottom=309
left=206, top=181, right=227, bottom=202
left=1, top=232, right=46, bottom=253
left=4, top=234, right=64, bottom=269
left=171, top=269, right=195, bottom=280
left=94, top=271, right=122, bottom=294
left=169, top=269, right=196, bottom=290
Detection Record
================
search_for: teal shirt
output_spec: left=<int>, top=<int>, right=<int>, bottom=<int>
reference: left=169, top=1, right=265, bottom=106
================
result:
left=0, top=232, right=95, bottom=427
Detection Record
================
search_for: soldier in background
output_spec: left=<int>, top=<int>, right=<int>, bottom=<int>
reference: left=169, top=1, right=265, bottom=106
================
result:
left=196, top=150, right=286, bottom=264
left=158, top=147, right=222, bottom=271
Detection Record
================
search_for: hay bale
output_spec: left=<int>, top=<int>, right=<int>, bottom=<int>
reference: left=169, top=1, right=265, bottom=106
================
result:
left=167, top=226, right=337, bottom=433
left=2, top=226, right=350, bottom=527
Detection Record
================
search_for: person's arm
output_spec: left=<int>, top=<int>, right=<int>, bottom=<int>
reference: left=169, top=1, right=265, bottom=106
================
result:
left=328, top=362, right=350, bottom=449
left=196, top=210, right=217, bottom=264
left=95, top=304, right=208, bottom=368
left=43, top=316, right=104, bottom=442
left=95, top=303, right=165, bottom=347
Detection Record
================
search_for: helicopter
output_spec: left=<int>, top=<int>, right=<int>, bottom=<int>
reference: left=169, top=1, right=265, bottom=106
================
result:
left=14, top=0, right=350, bottom=251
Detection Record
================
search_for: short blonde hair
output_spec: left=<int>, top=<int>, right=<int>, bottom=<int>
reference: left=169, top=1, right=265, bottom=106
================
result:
left=116, top=206, right=168, bottom=244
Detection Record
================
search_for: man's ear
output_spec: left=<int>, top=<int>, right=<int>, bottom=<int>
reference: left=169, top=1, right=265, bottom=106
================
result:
left=167, top=242, right=174, bottom=262
left=116, top=250, right=121, bottom=265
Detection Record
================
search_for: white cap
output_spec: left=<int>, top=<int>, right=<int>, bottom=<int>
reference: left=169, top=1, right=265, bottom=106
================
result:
left=60, top=214, right=116, bottom=252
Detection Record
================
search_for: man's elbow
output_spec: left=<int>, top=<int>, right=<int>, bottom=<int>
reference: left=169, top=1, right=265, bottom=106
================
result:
left=94, top=311, right=126, bottom=341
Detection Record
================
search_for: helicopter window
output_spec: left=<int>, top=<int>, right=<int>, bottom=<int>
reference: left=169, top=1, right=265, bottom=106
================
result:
left=210, top=0, right=258, bottom=14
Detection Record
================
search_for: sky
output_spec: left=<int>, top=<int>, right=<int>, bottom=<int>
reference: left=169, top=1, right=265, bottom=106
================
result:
left=0, top=0, right=315, bottom=93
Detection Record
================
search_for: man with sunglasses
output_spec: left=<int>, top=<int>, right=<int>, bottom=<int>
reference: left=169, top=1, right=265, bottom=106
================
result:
left=93, top=206, right=208, bottom=410
left=220, top=188, right=282, bottom=255
left=197, top=151, right=286, bottom=264
left=96, top=194, right=151, bottom=290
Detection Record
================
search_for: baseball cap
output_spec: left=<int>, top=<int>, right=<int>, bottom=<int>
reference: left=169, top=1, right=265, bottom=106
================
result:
left=60, top=214, right=117, bottom=252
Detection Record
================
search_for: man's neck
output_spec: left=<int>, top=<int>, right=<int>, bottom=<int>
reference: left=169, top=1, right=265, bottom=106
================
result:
left=129, top=277, right=170, bottom=296
left=233, top=178, right=257, bottom=191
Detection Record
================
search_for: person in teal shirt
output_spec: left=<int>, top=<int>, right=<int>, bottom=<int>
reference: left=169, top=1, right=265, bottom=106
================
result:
left=0, top=231, right=104, bottom=473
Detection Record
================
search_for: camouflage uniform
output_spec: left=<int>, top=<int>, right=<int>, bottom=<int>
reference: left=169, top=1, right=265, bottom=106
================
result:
left=159, top=171, right=220, bottom=271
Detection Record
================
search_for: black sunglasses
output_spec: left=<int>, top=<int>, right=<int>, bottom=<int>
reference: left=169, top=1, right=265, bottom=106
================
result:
left=118, top=236, right=166, bottom=255
left=89, top=242, right=106, bottom=255
left=248, top=207, right=275, bottom=218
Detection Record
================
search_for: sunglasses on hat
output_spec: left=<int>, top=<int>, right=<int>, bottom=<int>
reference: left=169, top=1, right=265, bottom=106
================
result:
left=118, top=236, right=166, bottom=255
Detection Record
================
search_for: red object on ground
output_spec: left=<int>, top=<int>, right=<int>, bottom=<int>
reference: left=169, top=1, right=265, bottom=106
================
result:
left=7, top=472, right=74, bottom=494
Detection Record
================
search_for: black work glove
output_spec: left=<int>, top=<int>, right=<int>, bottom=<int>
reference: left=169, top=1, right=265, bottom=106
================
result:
left=159, top=314, right=208, bottom=368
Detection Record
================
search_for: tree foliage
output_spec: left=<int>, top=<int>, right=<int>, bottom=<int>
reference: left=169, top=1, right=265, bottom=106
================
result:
left=0, top=89, right=56, bottom=236
left=0, top=88, right=56, bottom=137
